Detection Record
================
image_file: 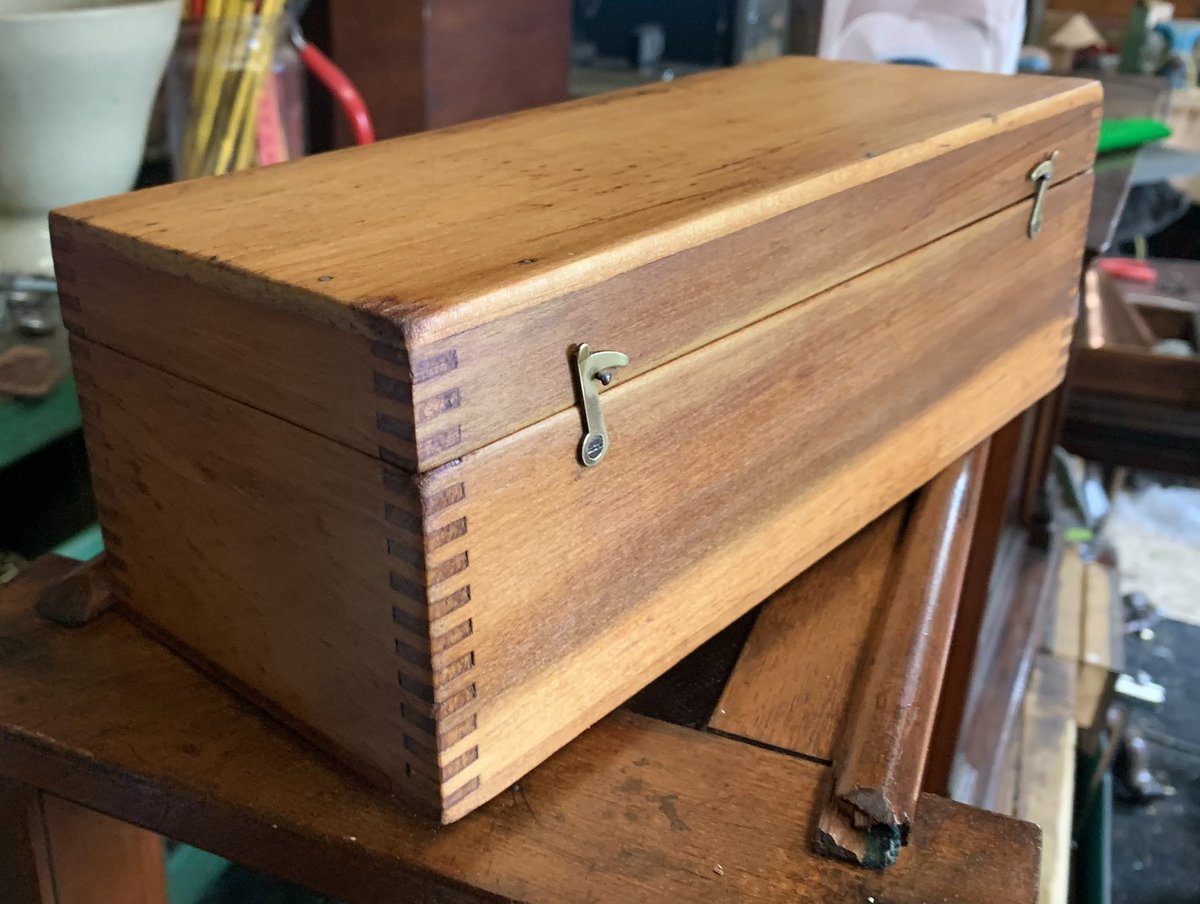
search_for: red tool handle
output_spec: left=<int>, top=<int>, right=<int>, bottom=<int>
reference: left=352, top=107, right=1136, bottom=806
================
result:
left=1098, top=258, right=1157, bottom=285
left=294, top=33, right=375, bottom=146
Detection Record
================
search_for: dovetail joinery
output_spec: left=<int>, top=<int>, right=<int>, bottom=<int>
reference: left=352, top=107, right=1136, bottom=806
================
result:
left=371, top=341, right=464, bottom=471
left=374, top=340, right=480, bottom=810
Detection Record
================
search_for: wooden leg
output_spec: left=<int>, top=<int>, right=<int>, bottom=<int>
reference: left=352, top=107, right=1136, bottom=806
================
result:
left=0, top=778, right=167, bottom=904
left=0, top=779, right=45, bottom=904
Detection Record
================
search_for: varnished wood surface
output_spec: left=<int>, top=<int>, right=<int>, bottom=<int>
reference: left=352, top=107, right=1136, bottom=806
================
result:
left=67, top=178, right=1089, bottom=820
left=709, top=507, right=906, bottom=762
left=924, top=414, right=1033, bottom=795
left=826, top=447, right=987, bottom=849
left=54, top=58, right=1099, bottom=469
left=0, top=564, right=1041, bottom=904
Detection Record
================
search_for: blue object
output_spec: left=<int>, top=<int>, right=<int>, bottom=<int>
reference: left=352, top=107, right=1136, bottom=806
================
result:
left=52, top=523, right=104, bottom=562
left=1154, top=20, right=1200, bottom=54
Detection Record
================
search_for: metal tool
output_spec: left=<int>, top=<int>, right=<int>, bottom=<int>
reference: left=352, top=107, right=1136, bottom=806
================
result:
left=573, top=343, right=628, bottom=468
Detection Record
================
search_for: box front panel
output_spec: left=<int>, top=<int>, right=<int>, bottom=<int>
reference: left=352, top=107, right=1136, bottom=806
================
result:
left=423, top=175, right=1092, bottom=819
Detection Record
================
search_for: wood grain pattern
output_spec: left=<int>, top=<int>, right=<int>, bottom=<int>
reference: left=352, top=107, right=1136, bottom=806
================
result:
left=1077, top=559, right=1122, bottom=754
left=818, top=447, right=988, bottom=864
left=0, top=568, right=1042, bottom=904
left=709, top=506, right=907, bottom=761
left=53, top=57, right=1100, bottom=469
left=66, top=176, right=1089, bottom=821
left=1017, top=654, right=1077, bottom=904
left=1045, top=544, right=1084, bottom=663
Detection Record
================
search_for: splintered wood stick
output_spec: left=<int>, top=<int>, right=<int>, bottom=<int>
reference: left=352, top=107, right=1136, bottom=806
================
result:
left=816, top=442, right=989, bottom=869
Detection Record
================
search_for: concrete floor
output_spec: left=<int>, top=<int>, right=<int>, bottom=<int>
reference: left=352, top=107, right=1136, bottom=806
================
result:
left=1112, top=618, right=1200, bottom=904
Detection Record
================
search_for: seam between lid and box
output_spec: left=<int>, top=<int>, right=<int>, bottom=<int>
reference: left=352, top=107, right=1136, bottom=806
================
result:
left=56, top=171, right=1098, bottom=486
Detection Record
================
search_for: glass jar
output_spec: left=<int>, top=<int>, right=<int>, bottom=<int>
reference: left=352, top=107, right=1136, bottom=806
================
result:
left=164, top=17, right=305, bottom=180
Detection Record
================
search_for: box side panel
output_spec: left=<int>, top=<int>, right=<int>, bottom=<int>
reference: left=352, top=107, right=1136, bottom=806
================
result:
left=431, top=174, right=1093, bottom=820
left=70, top=337, right=441, bottom=810
left=52, top=97, right=1098, bottom=472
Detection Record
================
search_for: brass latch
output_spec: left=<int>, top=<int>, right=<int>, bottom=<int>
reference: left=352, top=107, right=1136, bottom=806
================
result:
left=573, top=343, right=628, bottom=468
left=1027, top=150, right=1059, bottom=238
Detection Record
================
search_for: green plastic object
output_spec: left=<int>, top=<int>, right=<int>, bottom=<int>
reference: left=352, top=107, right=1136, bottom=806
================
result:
left=0, top=375, right=81, bottom=471
left=165, top=844, right=231, bottom=904
left=1098, top=118, right=1172, bottom=154
left=53, top=523, right=104, bottom=562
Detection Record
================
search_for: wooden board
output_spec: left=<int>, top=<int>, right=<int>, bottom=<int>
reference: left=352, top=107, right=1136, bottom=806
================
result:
left=0, top=563, right=1041, bottom=904
left=1044, top=544, right=1084, bottom=662
left=70, top=176, right=1089, bottom=820
left=709, top=506, right=906, bottom=761
left=53, top=57, right=1100, bottom=470
left=1017, top=654, right=1077, bottom=904
left=1077, top=560, right=1122, bottom=753
left=1071, top=346, right=1200, bottom=408
left=29, top=795, right=168, bottom=904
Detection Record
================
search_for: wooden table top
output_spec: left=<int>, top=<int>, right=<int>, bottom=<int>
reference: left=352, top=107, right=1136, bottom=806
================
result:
left=0, top=553, right=1039, bottom=904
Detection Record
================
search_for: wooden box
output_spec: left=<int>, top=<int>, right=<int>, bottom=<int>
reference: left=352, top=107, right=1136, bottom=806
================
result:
left=51, top=58, right=1099, bottom=822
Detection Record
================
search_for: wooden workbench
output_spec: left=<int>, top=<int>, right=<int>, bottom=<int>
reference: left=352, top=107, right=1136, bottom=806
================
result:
left=0, top=500, right=1042, bottom=903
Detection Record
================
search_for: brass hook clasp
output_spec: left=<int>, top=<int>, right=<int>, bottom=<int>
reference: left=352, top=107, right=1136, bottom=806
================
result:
left=573, top=343, right=629, bottom=467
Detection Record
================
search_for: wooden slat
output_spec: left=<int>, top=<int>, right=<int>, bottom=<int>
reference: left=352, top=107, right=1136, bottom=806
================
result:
left=951, top=537, right=1062, bottom=808
left=1044, top=544, right=1084, bottom=662
left=1017, top=654, right=1077, bottom=904
left=30, top=794, right=168, bottom=904
left=817, top=446, right=988, bottom=865
left=0, top=562, right=1040, bottom=904
left=709, top=506, right=907, bottom=761
left=0, top=774, right=168, bottom=904
left=924, top=413, right=1033, bottom=795
left=1077, top=560, right=1122, bottom=753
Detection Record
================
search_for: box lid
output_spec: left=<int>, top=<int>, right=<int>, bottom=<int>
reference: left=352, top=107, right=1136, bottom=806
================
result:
left=52, top=57, right=1100, bottom=472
